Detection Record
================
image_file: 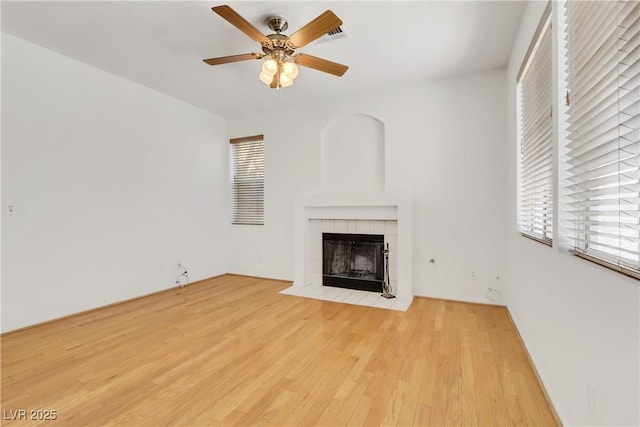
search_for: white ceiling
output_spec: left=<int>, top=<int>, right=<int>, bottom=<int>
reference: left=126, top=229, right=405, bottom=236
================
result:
left=1, top=1, right=525, bottom=118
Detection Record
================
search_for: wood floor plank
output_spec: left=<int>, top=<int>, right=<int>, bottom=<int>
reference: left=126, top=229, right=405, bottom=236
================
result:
left=1, top=275, right=559, bottom=426
left=428, top=354, right=450, bottom=426
left=460, top=328, right=479, bottom=426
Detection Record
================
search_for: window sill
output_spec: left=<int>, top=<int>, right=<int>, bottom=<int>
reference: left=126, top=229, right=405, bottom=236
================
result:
left=570, top=250, right=640, bottom=281
left=520, top=233, right=552, bottom=247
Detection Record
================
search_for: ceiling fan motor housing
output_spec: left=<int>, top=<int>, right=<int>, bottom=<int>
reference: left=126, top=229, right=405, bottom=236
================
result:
left=261, top=33, right=295, bottom=56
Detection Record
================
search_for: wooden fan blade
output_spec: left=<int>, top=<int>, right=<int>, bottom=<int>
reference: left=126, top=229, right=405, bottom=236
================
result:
left=295, top=53, right=349, bottom=77
left=203, top=53, right=261, bottom=66
left=288, top=10, right=342, bottom=48
left=212, top=5, right=269, bottom=44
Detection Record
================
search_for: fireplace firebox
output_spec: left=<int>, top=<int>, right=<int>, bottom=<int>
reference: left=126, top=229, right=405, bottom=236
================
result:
left=322, top=233, right=384, bottom=292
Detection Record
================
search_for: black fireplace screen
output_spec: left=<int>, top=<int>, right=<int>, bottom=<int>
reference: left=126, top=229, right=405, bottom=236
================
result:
left=322, top=233, right=384, bottom=292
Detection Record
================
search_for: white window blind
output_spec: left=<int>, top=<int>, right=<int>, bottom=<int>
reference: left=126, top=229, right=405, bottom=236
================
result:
left=230, top=135, right=264, bottom=225
left=518, top=6, right=553, bottom=245
left=565, top=0, right=640, bottom=277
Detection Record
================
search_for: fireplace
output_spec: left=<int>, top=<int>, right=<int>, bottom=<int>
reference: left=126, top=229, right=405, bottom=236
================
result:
left=322, top=233, right=384, bottom=292
left=292, top=193, right=412, bottom=301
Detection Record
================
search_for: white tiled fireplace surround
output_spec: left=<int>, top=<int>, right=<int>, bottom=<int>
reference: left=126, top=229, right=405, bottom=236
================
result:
left=281, top=192, right=414, bottom=311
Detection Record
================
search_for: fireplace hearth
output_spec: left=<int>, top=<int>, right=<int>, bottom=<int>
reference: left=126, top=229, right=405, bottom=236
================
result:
left=322, top=233, right=384, bottom=292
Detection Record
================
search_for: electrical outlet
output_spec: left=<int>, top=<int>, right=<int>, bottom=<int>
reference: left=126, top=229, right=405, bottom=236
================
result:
left=6, top=202, right=15, bottom=215
left=586, top=381, right=596, bottom=413
left=471, top=271, right=477, bottom=280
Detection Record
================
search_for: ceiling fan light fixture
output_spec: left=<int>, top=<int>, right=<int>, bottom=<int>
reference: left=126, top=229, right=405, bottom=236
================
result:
left=258, top=54, right=298, bottom=88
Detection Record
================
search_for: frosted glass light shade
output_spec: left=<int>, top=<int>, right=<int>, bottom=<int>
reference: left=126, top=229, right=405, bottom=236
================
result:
left=279, top=73, right=293, bottom=87
left=282, top=61, right=299, bottom=79
left=259, top=72, right=273, bottom=85
left=262, top=58, right=278, bottom=76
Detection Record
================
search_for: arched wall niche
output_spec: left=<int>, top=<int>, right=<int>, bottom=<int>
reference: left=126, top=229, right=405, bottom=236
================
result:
left=321, top=113, right=385, bottom=193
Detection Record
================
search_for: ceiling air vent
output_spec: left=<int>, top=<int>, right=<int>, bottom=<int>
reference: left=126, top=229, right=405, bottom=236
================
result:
left=314, top=26, right=347, bottom=44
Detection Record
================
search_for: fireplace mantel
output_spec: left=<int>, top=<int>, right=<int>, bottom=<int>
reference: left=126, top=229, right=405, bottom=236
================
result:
left=293, top=192, right=413, bottom=300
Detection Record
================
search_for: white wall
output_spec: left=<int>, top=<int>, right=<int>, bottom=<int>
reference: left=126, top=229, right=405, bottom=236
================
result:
left=322, top=114, right=385, bottom=193
left=227, top=68, right=508, bottom=304
left=1, top=34, right=229, bottom=332
left=506, top=2, right=640, bottom=426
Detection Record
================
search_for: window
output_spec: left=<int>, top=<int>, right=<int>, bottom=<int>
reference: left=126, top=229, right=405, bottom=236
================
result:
left=565, top=1, right=640, bottom=277
left=518, top=4, right=553, bottom=245
left=230, top=134, right=264, bottom=225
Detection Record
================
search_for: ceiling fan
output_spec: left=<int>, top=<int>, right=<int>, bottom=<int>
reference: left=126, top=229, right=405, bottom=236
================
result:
left=203, top=5, right=349, bottom=89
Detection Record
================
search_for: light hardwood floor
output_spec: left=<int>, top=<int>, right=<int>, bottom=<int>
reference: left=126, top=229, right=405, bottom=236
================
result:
left=1, top=275, right=559, bottom=426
